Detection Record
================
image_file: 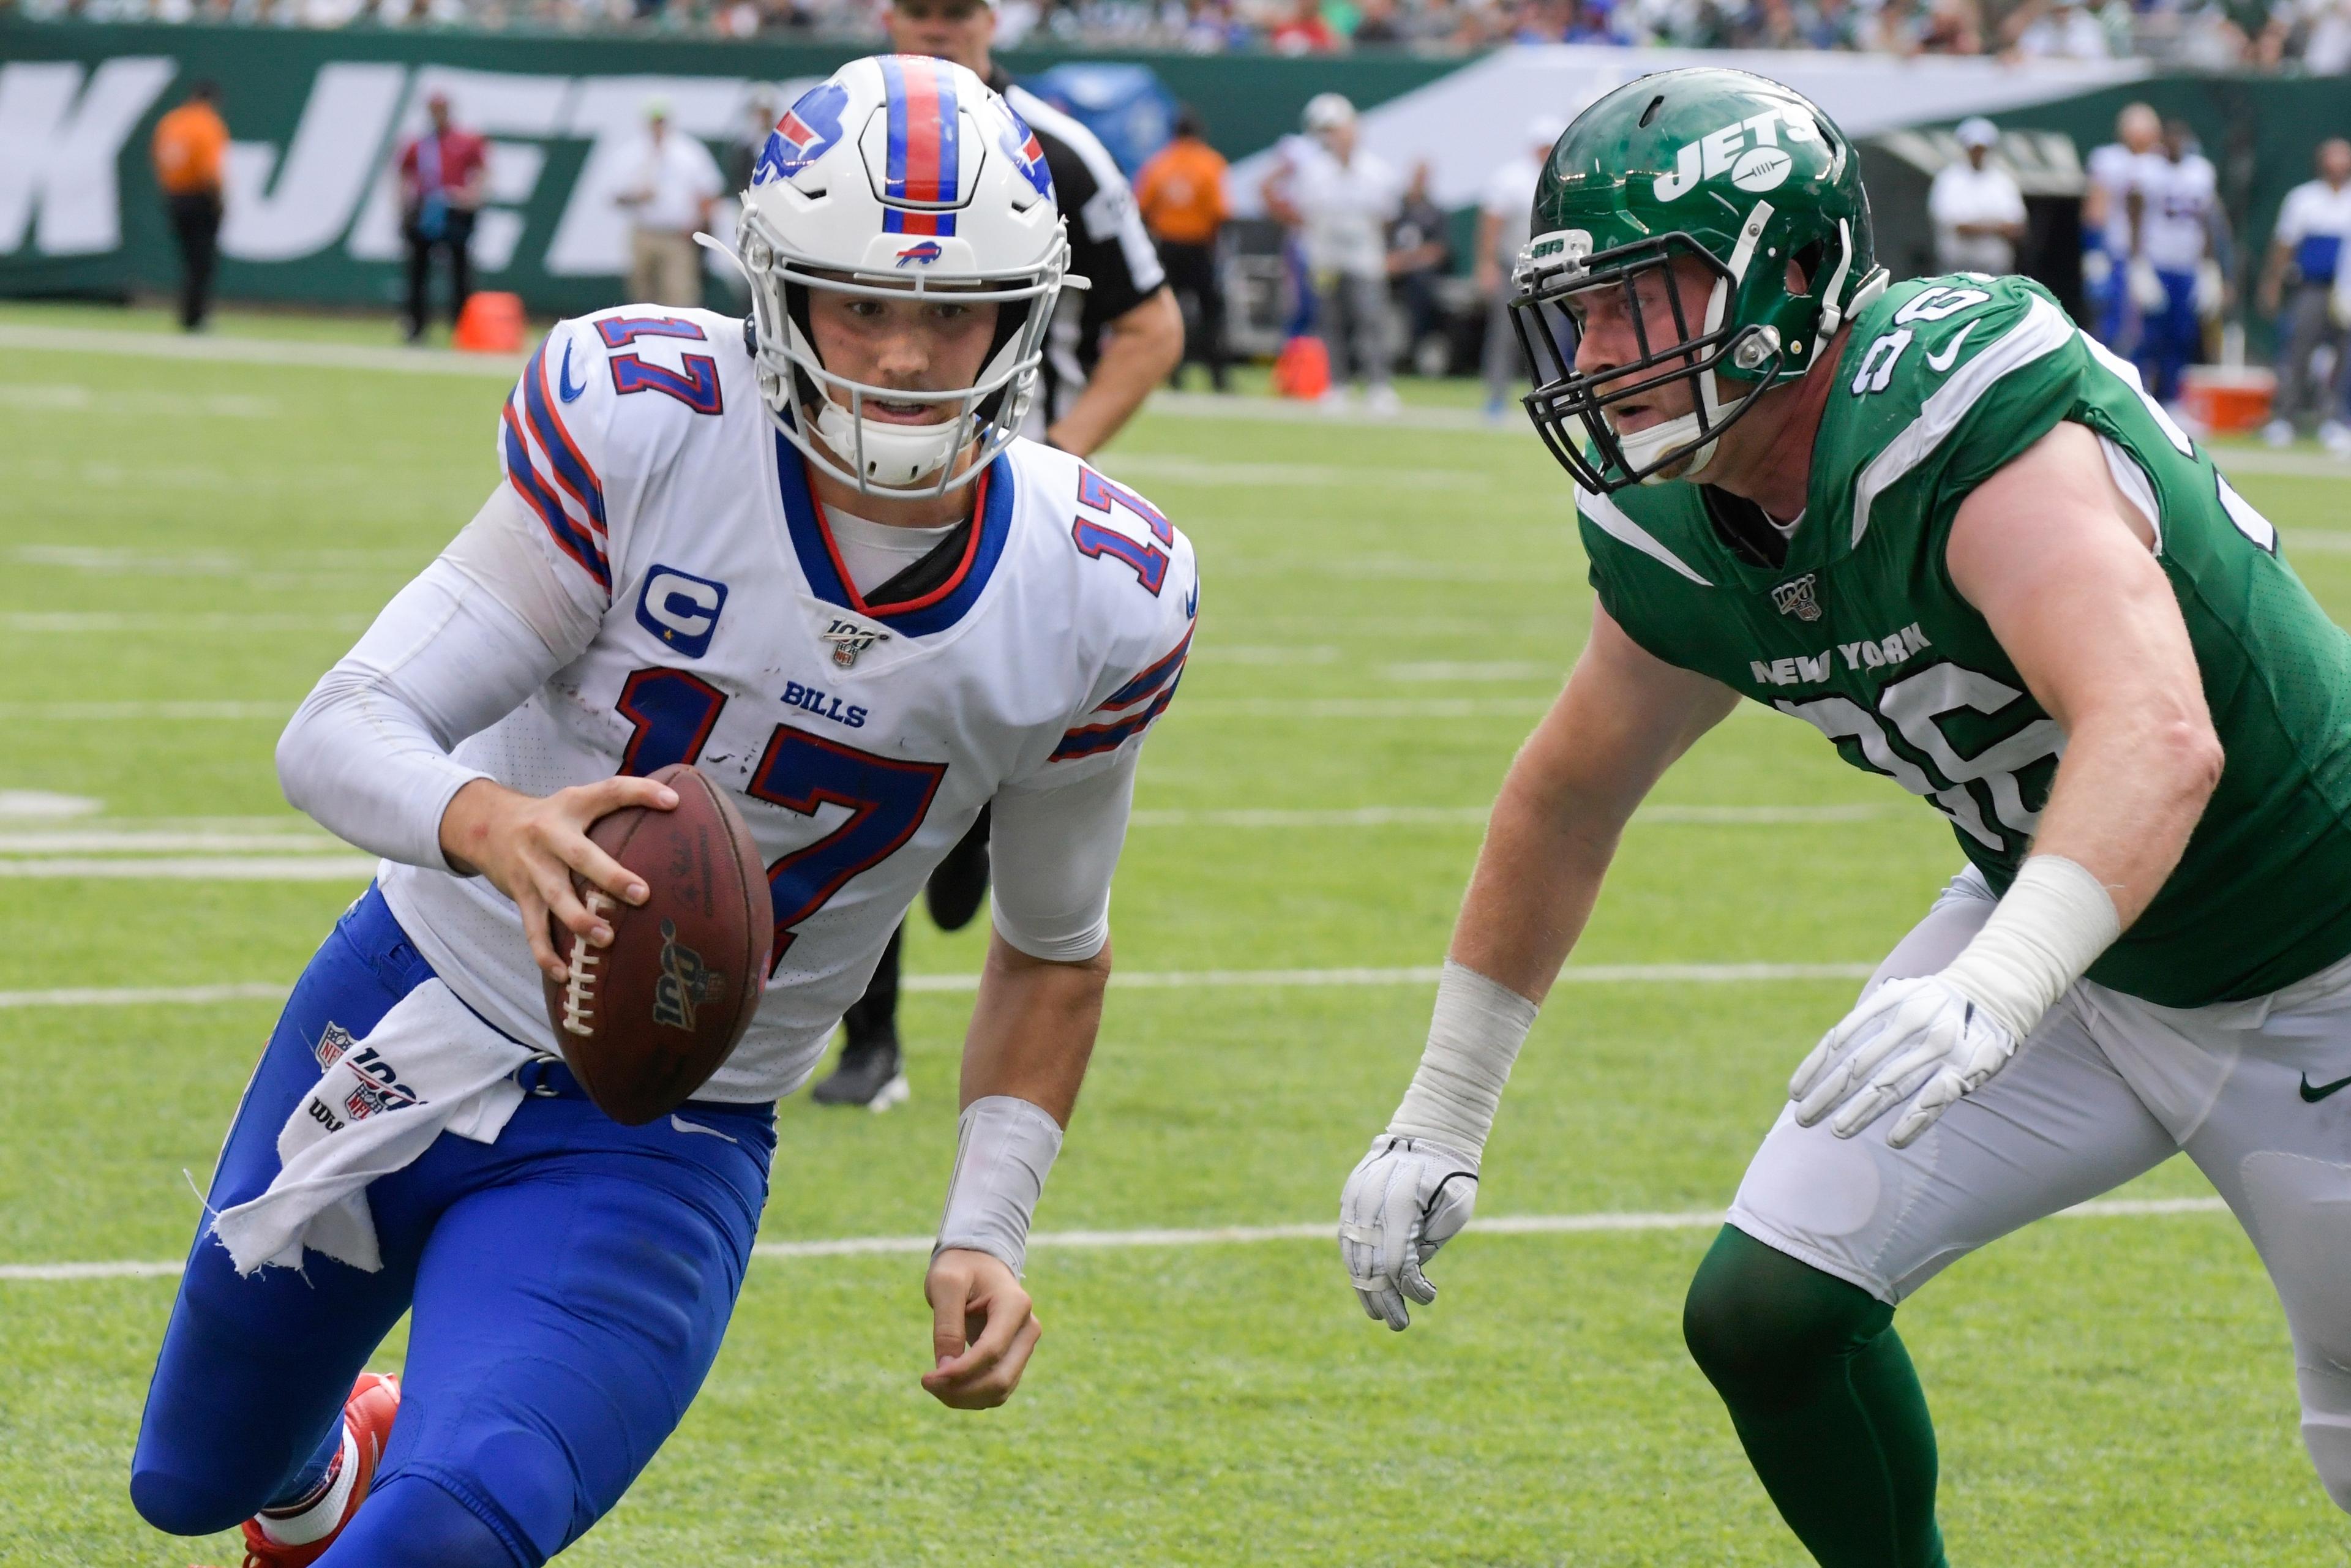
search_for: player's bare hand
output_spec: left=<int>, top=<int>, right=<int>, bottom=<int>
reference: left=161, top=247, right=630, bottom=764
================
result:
left=437, top=776, right=678, bottom=982
left=1338, top=1134, right=1479, bottom=1331
left=920, top=1247, right=1041, bottom=1410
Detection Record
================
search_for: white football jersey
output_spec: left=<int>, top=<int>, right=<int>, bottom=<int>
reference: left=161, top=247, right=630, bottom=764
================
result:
left=2140, top=153, right=2217, bottom=272
left=377, top=304, right=1196, bottom=1101
left=2085, top=142, right=2161, bottom=255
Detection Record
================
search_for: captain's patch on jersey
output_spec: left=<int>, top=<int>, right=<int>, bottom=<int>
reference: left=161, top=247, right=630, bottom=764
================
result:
left=636, top=566, right=729, bottom=659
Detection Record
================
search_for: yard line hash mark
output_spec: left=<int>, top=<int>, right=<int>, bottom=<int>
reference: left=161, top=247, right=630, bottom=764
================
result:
left=0, top=1198, right=2233, bottom=1283
left=0, top=964, right=1878, bottom=1013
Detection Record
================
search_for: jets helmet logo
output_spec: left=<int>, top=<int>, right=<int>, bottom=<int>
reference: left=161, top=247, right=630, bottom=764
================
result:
left=1654, top=107, right=1819, bottom=203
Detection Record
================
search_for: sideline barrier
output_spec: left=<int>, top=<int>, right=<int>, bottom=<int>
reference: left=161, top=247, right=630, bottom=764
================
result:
left=0, top=23, right=2336, bottom=325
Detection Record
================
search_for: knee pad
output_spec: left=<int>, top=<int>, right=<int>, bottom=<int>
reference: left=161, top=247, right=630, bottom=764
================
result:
left=2297, top=1365, right=2351, bottom=1514
left=2238, top=1152, right=2351, bottom=1511
left=1684, top=1225, right=1894, bottom=1405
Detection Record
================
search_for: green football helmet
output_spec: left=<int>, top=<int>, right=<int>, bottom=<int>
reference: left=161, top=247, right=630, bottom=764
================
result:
left=1508, top=67, right=1888, bottom=493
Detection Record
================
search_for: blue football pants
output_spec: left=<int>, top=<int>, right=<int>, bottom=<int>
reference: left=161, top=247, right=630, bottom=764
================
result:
left=2137, top=268, right=2202, bottom=405
left=130, top=887, right=777, bottom=1566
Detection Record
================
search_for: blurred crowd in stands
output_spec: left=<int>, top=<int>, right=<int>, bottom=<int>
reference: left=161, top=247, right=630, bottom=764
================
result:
left=21, top=0, right=2351, bottom=72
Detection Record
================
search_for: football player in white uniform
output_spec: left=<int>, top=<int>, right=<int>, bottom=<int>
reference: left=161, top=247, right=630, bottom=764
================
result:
left=131, top=56, right=1194, bottom=1567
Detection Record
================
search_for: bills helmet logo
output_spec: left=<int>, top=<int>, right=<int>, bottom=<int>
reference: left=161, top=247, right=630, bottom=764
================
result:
left=894, top=240, right=945, bottom=267
left=753, top=81, right=850, bottom=186
left=1002, top=112, right=1054, bottom=201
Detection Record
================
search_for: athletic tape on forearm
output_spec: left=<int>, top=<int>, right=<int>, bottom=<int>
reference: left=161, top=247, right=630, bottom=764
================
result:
left=1936, top=855, right=2121, bottom=1041
left=935, top=1095, right=1065, bottom=1278
left=1385, top=961, right=1540, bottom=1160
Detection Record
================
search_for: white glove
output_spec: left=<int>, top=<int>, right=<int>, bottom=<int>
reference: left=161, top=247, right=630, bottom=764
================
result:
left=1786, top=975, right=2020, bottom=1149
left=2128, top=257, right=2166, bottom=313
left=2194, top=258, right=2225, bottom=320
left=1338, top=1134, right=1479, bottom=1331
left=2080, top=248, right=2113, bottom=290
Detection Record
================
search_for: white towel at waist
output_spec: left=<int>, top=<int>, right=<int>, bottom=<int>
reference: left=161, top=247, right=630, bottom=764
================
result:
left=211, top=979, right=536, bottom=1275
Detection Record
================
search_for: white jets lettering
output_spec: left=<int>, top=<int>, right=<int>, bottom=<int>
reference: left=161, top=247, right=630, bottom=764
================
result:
left=1749, top=624, right=1930, bottom=687
left=1654, top=106, right=1818, bottom=203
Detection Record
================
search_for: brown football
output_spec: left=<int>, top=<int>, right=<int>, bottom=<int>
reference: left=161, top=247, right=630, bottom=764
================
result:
left=541, top=763, right=769, bottom=1125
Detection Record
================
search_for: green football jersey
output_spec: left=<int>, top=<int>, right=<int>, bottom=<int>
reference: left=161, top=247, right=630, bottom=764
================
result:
left=1579, top=274, right=2351, bottom=1008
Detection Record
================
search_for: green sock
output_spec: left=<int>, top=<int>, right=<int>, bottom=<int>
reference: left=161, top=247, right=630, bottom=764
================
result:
left=1682, top=1226, right=1948, bottom=1568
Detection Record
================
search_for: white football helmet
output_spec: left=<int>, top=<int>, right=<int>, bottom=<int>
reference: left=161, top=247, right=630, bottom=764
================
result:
left=735, top=56, right=1074, bottom=498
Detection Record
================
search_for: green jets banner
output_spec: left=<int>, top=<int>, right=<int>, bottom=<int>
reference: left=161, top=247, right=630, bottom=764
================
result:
left=0, top=21, right=1457, bottom=314
left=2, top=22, right=2345, bottom=317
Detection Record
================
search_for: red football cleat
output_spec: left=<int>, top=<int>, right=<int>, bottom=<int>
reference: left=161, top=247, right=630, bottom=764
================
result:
left=196, top=1371, right=400, bottom=1568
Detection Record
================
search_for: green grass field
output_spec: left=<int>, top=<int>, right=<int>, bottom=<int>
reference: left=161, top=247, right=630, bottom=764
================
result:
left=3, top=299, right=2350, bottom=1565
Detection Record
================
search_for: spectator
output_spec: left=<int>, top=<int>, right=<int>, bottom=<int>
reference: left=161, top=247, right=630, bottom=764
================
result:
left=2260, top=138, right=2351, bottom=450
left=1352, top=0, right=1406, bottom=36
left=1268, top=93, right=1403, bottom=414
left=726, top=92, right=775, bottom=192
left=2298, top=0, right=2351, bottom=70
left=1928, top=117, right=2027, bottom=276
left=2136, top=118, right=2219, bottom=406
left=2008, top=0, right=2110, bottom=53
left=2083, top=102, right=2163, bottom=349
left=396, top=91, right=489, bottom=344
left=151, top=80, right=228, bottom=333
left=1387, top=161, right=1452, bottom=378
left=803, top=0, right=1181, bottom=1109
left=2212, top=0, right=2290, bottom=60
left=1477, top=116, right=1562, bottom=421
left=1269, top=0, right=1341, bottom=48
left=1134, top=105, right=1232, bottom=391
left=613, top=98, right=722, bottom=308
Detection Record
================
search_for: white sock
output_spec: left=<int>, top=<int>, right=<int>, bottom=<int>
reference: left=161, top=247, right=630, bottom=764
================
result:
left=256, top=1425, right=358, bottom=1547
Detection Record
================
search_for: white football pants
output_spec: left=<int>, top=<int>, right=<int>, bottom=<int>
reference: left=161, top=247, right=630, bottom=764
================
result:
left=1729, top=867, right=2351, bottom=1510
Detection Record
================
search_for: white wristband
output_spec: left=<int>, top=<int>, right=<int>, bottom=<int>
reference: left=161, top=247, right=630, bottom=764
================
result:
left=1937, top=855, right=2121, bottom=1041
left=1386, top=960, right=1540, bottom=1161
left=935, top=1095, right=1063, bottom=1278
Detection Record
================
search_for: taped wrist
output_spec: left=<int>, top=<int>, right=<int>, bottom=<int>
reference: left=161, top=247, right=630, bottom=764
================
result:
left=1385, top=961, right=1540, bottom=1161
left=1937, top=855, right=2120, bottom=1041
left=935, top=1095, right=1063, bottom=1278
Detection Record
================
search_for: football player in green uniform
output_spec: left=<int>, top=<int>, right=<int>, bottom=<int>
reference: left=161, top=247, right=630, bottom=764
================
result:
left=1338, top=67, right=2351, bottom=1565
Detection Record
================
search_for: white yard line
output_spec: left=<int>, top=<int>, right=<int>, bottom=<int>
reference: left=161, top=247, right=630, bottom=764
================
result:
left=0, top=804, right=1889, bottom=871
left=1126, top=804, right=1889, bottom=828
left=0, top=1195, right=2233, bottom=1283
left=0, top=613, right=365, bottom=635
left=0, top=701, right=294, bottom=722
left=1180, top=697, right=1551, bottom=719
left=0, top=982, right=292, bottom=1010
left=0, top=831, right=343, bottom=853
left=0, top=962, right=1873, bottom=1014
left=0, top=856, right=377, bottom=880
left=0, top=326, right=523, bottom=379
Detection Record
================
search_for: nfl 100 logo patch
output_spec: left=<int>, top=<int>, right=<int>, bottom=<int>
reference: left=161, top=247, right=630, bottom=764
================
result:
left=1771, top=573, right=1824, bottom=621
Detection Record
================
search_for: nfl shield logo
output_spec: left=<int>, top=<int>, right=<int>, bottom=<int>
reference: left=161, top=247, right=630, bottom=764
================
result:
left=1771, top=573, right=1823, bottom=621
left=314, top=1022, right=354, bottom=1070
